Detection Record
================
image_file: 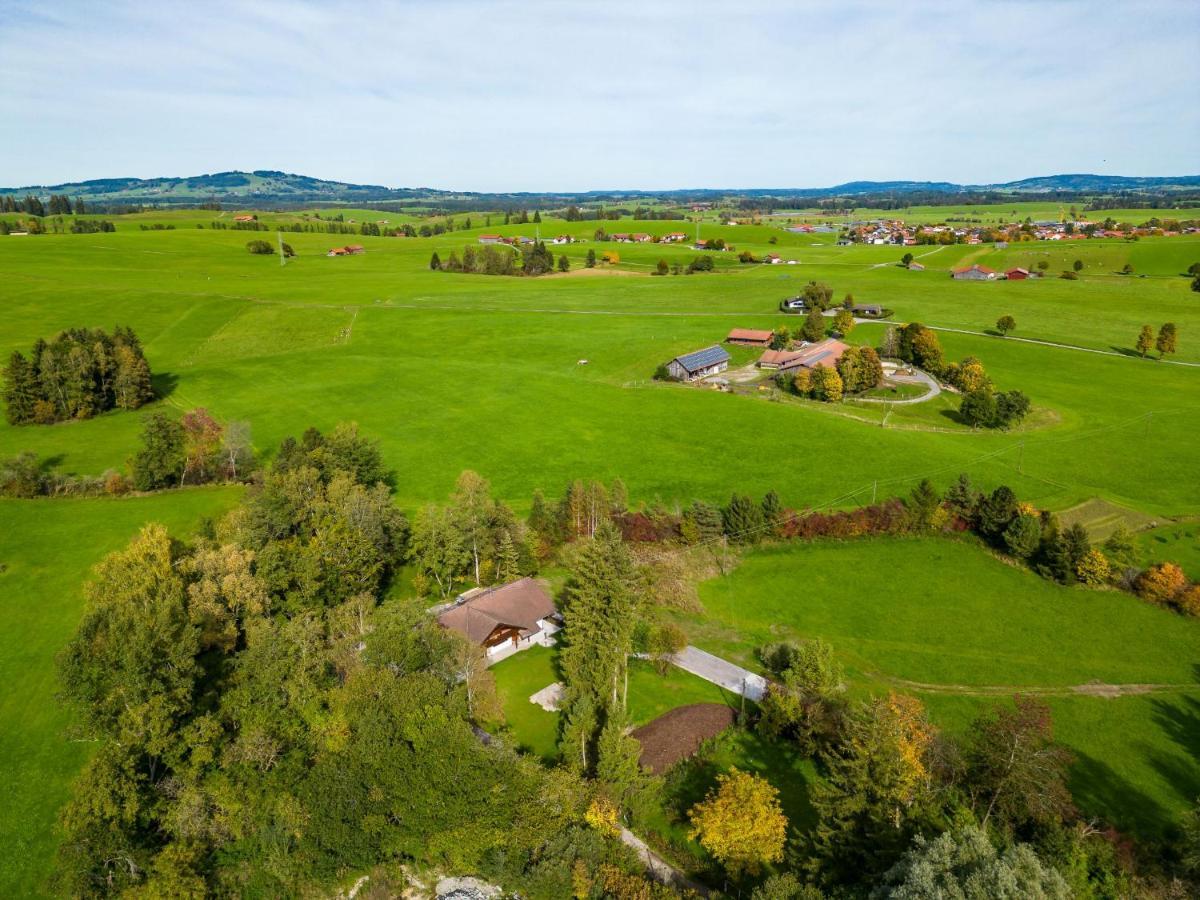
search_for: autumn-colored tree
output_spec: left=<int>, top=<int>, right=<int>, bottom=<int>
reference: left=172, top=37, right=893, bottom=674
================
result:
left=688, top=768, right=787, bottom=876
left=180, top=408, right=224, bottom=486
left=802, top=307, right=826, bottom=343
left=1136, top=325, right=1154, bottom=357
left=1075, top=549, right=1112, bottom=586
left=1176, top=585, right=1200, bottom=617
left=964, top=696, right=1074, bottom=830
left=1135, top=562, right=1188, bottom=605
left=811, top=366, right=843, bottom=402
left=1156, top=322, right=1178, bottom=358
left=833, top=308, right=855, bottom=337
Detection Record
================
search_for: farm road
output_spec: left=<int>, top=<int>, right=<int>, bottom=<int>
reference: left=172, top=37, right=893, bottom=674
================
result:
left=854, top=366, right=942, bottom=405
left=618, top=827, right=709, bottom=895
left=672, top=646, right=768, bottom=701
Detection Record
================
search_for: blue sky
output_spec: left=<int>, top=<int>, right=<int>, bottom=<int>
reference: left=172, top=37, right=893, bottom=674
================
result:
left=1, top=0, right=1197, bottom=191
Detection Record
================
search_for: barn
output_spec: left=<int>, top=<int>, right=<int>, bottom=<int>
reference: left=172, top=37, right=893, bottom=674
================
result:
left=666, top=345, right=731, bottom=381
left=951, top=264, right=996, bottom=280
left=726, top=328, right=774, bottom=347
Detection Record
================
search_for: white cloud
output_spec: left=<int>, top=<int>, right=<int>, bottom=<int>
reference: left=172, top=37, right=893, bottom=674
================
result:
left=1, top=0, right=1197, bottom=189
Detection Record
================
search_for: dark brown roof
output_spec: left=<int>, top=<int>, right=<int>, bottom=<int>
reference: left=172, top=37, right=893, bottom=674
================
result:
left=727, top=328, right=773, bottom=343
left=437, top=577, right=556, bottom=644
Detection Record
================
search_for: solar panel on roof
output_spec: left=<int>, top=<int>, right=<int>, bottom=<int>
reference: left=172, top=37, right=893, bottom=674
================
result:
left=675, top=345, right=731, bottom=371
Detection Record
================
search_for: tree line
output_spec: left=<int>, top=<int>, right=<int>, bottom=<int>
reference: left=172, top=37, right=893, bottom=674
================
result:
left=0, top=193, right=87, bottom=215
left=432, top=241, right=567, bottom=277
left=3, top=327, right=154, bottom=425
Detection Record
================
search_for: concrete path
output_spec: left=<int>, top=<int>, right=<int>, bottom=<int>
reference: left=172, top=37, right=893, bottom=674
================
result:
left=619, top=826, right=708, bottom=895
left=855, top=365, right=942, bottom=405
left=529, top=682, right=563, bottom=711
left=672, top=646, right=768, bottom=701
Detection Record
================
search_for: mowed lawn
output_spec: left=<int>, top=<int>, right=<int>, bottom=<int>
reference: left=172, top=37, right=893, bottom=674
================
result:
left=0, top=489, right=242, bottom=898
left=679, top=537, right=1200, bottom=839
left=490, top=645, right=739, bottom=763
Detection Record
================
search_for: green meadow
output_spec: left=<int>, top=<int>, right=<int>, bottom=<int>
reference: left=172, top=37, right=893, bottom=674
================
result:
left=0, top=206, right=1197, bottom=893
left=677, top=537, right=1200, bottom=840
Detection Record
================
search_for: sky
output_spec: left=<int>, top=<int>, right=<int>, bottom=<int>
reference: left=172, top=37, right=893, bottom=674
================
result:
left=2, top=0, right=1198, bottom=191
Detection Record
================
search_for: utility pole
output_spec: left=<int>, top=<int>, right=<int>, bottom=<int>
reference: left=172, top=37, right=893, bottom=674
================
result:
left=277, top=230, right=285, bottom=267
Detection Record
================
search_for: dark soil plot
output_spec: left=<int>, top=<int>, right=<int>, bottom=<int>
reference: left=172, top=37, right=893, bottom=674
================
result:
left=632, top=703, right=736, bottom=773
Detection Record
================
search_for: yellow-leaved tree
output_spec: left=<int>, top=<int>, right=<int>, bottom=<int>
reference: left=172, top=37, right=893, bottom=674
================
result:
left=687, top=768, right=787, bottom=875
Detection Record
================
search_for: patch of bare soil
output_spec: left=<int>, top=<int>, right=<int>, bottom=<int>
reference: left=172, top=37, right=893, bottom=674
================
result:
left=631, top=703, right=736, bottom=773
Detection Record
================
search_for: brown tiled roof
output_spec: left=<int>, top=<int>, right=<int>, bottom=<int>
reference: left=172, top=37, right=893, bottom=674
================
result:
left=437, top=577, right=557, bottom=644
left=727, top=328, right=773, bottom=343
left=758, top=348, right=805, bottom=367
left=779, top=338, right=850, bottom=371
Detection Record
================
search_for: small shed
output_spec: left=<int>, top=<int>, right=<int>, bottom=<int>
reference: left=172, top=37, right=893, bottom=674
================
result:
left=1005, top=267, right=1031, bottom=280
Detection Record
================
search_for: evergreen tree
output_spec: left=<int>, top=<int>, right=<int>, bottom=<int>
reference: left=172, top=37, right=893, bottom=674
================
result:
left=429, top=251, right=441, bottom=270
left=131, top=413, right=185, bottom=490
left=762, top=490, right=782, bottom=528
left=943, top=473, right=977, bottom=521
left=586, top=248, right=596, bottom=268
left=495, top=529, right=520, bottom=583
left=723, top=493, right=765, bottom=544
left=2, top=351, right=39, bottom=424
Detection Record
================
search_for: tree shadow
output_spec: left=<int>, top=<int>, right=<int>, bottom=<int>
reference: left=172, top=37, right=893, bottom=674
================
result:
left=939, top=408, right=967, bottom=425
left=151, top=371, right=179, bottom=400
left=1069, top=749, right=1171, bottom=841
left=1108, top=347, right=1149, bottom=360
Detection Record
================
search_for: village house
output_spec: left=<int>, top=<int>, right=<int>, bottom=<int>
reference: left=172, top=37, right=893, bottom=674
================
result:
left=326, top=244, right=365, bottom=257
left=664, top=232, right=688, bottom=242
left=233, top=214, right=256, bottom=223
left=851, top=304, right=884, bottom=318
left=665, top=345, right=731, bottom=381
left=631, top=233, right=652, bottom=243
left=951, top=264, right=996, bottom=281
left=611, top=232, right=632, bottom=242
left=726, top=328, right=774, bottom=347
left=436, top=577, right=560, bottom=661
left=781, top=296, right=809, bottom=311
left=550, top=235, right=573, bottom=244
left=477, top=234, right=503, bottom=244
left=766, top=253, right=783, bottom=264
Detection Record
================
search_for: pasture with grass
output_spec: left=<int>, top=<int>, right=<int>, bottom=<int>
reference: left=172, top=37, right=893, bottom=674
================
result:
left=1, top=199, right=1197, bottom=896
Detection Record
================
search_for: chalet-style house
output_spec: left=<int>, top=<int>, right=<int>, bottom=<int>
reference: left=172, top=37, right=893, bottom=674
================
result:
left=327, top=244, right=365, bottom=257
left=726, top=328, right=773, bottom=347
left=666, top=345, right=731, bottom=381
left=436, top=577, right=560, bottom=660
left=952, top=264, right=996, bottom=281
left=781, top=296, right=809, bottom=311
left=851, top=304, right=884, bottom=318
left=477, top=234, right=503, bottom=244
left=665, top=232, right=689, bottom=242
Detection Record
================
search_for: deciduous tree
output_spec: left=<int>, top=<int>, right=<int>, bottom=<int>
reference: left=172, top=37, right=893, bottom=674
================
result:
left=688, top=768, right=787, bottom=876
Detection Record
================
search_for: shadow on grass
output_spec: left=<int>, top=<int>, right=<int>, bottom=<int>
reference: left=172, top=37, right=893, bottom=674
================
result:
left=1069, top=750, right=1171, bottom=841
left=1108, top=347, right=1154, bottom=360
left=151, top=371, right=179, bottom=400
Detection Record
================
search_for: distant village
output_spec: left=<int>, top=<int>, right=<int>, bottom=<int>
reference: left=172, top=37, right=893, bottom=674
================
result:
left=791, top=215, right=1200, bottom=245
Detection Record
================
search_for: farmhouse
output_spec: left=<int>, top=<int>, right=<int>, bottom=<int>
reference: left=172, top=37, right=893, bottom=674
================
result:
left=851, top=304, right=884, bottom=318
left=233, top=214, right=256, bottom=223
left=726, top=328, right=773, bottom=347
left=550, top=235, right=573, bottom=244
left=951, top=264, right=996, bottom=281
left=664, top=232, right=688, bottom=242
left=327, top=244, right=365, bottom=257
left=778, top=338, right=849, bottom=373
left=436, top=577, right=560, bottom=660
left=631, top=233, right=652, bottom=243
left=781, top=297, right=809, bottom=311
left=477, top=234, right=503, bottom=244
left=757, top=348, right=805, bottom=369
left=666, top=345, right=731, bottom=381
left=766, top=253, right=783, bottom=264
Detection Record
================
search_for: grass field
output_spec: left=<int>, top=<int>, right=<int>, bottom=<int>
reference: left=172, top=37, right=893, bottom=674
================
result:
left=676, top=537, right=1200, bottom=839
left=490, top=645, right=740, bottom=763
left=1137, top=521, right=1200, bottom=580
left=1, top=209, right=1197, bottom=893
left=0, top=489, right=242, bottom=897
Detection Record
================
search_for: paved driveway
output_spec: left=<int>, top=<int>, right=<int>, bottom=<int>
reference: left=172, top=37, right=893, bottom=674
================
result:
left=672, top=646, right=768, bottom=701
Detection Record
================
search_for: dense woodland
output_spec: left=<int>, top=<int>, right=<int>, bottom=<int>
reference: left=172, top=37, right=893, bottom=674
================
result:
left=2, top=327, right=154, bottom=425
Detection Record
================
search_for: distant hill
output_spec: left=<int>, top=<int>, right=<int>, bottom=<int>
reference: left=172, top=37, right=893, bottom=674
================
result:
left=2, top=170, right=1198, bottom=207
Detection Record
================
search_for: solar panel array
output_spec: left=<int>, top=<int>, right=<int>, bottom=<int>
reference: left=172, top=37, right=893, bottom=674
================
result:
left=675, top=345, right=731, bottom=371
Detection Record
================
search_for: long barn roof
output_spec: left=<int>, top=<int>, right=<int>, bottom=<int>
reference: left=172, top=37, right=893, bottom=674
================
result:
left=673, top=345, right=731, bottom=372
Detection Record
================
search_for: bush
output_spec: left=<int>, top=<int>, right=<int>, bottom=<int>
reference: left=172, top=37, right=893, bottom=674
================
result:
left=245, top=239, right=274, bottom=254
left=1060, top=270, right=1078, bottom=280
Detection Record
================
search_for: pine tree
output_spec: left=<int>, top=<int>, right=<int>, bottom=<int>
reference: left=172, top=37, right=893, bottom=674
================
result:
left=596, top=711, right=642, bottom=803
left=429, top=251, right=441, bottom=270
left=2, top=351, right=40, bottom=424
left=723, top=494, right=765, bottom=544
left=495, top=529, right=520, bottom=583
left=558, top=522, right=639, bottom=755
left=761, top=490, right=782, bottom=528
